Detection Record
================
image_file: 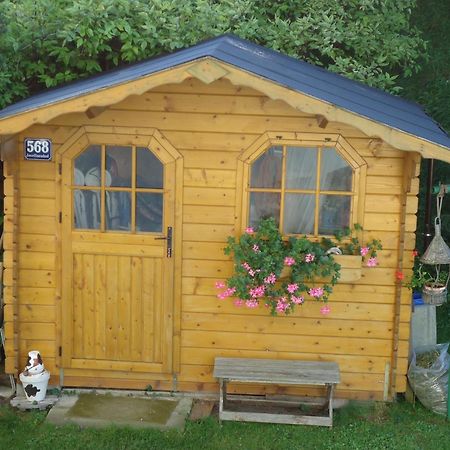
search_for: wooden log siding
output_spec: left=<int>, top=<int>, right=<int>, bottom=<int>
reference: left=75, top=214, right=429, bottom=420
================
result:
left=4, top=77, right=417, bottom=398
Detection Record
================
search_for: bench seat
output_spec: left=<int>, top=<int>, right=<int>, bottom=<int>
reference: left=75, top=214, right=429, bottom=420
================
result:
left=213, top=357, right=340, bottom=427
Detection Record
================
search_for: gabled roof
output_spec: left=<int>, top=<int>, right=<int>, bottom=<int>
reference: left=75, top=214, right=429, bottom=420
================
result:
left=1, top=34, right=449, bottom=158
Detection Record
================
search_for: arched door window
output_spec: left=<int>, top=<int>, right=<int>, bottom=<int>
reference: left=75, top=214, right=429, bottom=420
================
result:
left=73, top=144, right=164, bottom=233
left=248, top=144, right=356, bottom=236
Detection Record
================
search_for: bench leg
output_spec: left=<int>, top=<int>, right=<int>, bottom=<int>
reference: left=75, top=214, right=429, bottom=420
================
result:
left=326, top=384, right=335, bottom=425
left=219, top=378, right=228, bottom=424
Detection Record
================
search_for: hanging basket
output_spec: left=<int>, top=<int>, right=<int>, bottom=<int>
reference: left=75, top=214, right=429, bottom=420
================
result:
left=422, top=284, right=447, bottom=306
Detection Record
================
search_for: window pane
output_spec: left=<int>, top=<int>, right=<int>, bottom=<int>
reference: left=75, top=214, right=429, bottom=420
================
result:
left=106, top=146, right=131, bottom=187
left=319, top=195, right=351, bottom=235
left=249, top=192, right=280, bottom=228
left=250, top=146, right=282, bottom=188
left=106, top=191, right=131, bottom=231
left=136, top=147, right=163, bottom=188
left=320, top=148, right=352, bottom=191
left=283, top=194, right=315, bottom=235
left=136, top=193, right=163, bottom=232
left=285, top=147, right=317, bottom=189
left=74, top=145, right=101, bottom=186
left=73, top=189, right=101, bottom=229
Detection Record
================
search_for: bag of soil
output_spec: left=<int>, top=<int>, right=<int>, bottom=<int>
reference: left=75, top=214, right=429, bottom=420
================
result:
left=408, top=343, right=449, bottom=415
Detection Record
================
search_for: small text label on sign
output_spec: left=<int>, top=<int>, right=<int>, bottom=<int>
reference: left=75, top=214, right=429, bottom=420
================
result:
left=24, top=138, right=52, bottom=161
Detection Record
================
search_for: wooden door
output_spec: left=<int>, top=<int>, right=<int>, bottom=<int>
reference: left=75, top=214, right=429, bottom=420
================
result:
left=61, top=137, right=176, bottom=374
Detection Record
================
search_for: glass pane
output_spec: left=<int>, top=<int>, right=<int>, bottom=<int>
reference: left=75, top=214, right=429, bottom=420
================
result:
left=73, top=189, right=101, bottom=230
left=105, top=191, right=131, bottom=231
left=74, top=145, right=101, bottom=186
left=285, top=147, right=317, bottom=189
left=320, top=148, right=352, bottom=191
left=249, top=192, right=280, bottom=228
left=136, top=193, right=163, bottom=232
left=319, top=195, right=351, bottom=235
left=250, top=146, right=282, bottom=188
left=106, top=146, right=132, bottom=187
left=283, top=194, right=315, bottom=235
left=136, top=147, right=163, bottom=188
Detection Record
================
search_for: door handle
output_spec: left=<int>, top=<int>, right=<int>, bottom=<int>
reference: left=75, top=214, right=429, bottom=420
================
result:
left=155, top=226, right=172, bottom=258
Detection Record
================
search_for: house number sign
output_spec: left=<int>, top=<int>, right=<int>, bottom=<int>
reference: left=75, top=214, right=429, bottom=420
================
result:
left=24, top=138, right=52, bottom=161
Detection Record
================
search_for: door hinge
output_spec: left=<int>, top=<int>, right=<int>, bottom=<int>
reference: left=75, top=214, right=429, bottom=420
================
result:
left=58, top=163, right=62, bottom=175
left=58, top=346, right=62, bottom=357
left=59, top=211, right=62, bottom=223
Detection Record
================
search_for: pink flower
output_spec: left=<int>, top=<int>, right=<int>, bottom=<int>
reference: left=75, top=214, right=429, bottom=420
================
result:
left=245, top=227, right=254, bottom=234
left=217, top=287, right=236, bottom=299
left=366, top=257, right=378, bottom=267
left=245, top=299, right=259, bottom=308
left=242, top=262, right=251, bottom=271
left=291, top=295, right=304, bottom=305
left=276, top=299, right=288, bottom=314
left=284, top=256, right=295, bottom=266
left=308, top=287, right=324, bottom=298
left=234, top=299, right=244, bottom=307
left=248, top=269, right=255, bottom=277
left=305, top=253, right=315, bottom=263
left=217, top=293, right=226, bottom=300
left=215, top=281, right=225, bottom=289
left=360, top=247, right=370, bottom=257
left=287, top=283, right=298, bottom=294
left=264, top=273, right=277, bottom=284
left=320, top=305, right=331, bottom=315
left=250, top=285, right=265, bottom=298
left=252, top=244, right=260, bottom=253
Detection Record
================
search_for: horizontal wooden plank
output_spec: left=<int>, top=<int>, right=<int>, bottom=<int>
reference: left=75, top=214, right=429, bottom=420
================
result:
left=16, top=305, right=56, bottom=323
left=20, top=124, right=78, bottom=145
left=181, top=330, right=397, bottom=357
left=15, top=234, right=56, bottom=253
left=183, top=205, right=236, bottom=225
left=180, top=347, right=399, bottom=374
left=365, top=157, right=404, bottom=177
left=18, top=252, right=55, bottom=270
left=165, top=131, right=256, bottom=151
left=345, top=138, right=401, bottom=159
left=183, top=224, right=235, bottom=242
left=115, top=92, right=309, bottom=117
left=72, top=242, right=164, bottom=257
left=19, top=160, right=56, bottom=180
left=364, top=213, right=417, bottom=232
left=182, top=312, right=406, bottom=340
left=180, top=150, right=240, bottom=170
left=184, top=168, right=236, bottom=188
left=19, top=179, right=55, bottom=198
left=53, top=110, right=367, bottom=138
left=13, top=287, right=56, bottom=305
left=152, top=77, right=265, bottom=96
left=20, top=340, right=56, bottom=358
left=20, top=197, right=55, bottom=217
left=182, top=242, right=230, bottom=260
left=182, top=295, right=395, bottom=321
left=18, top=269, right=55, bottom=287
left=18, top=215, right=56, bottom=235
left=18, top=322, right=56, bottom=340
left=182, top=259, right=233, bottom=278
left=184, top=186, right=235, bottom=206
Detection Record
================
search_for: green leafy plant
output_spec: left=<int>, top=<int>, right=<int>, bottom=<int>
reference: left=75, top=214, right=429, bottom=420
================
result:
left=216, top=218, right=381, bottom=316
left=321, top=223, right=383, bottom=265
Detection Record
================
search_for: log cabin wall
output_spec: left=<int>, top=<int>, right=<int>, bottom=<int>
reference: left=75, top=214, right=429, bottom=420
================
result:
left=5, top=77, right=419, bottom=400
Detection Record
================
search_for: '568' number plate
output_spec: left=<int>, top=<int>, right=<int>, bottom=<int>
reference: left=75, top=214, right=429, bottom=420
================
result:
left=24, top=138, right=52, bottom=160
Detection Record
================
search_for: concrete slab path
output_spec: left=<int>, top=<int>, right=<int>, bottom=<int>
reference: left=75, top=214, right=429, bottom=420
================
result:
left=46, top=391, right=192, bottom=430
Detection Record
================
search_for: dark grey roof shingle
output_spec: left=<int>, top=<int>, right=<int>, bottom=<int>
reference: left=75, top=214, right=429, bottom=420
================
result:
left=1, top=34, right=449, bottom=149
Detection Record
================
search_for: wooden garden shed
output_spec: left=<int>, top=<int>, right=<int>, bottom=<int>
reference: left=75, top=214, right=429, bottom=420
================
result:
left=1, top=35, right=449, bottom=400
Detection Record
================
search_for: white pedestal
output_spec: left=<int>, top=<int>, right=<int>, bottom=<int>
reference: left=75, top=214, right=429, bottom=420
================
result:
left=410, top=304, right=437, bottom=351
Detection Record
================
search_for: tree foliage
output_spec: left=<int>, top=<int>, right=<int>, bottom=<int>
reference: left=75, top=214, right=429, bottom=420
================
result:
left=0, top=0, right=425, bottom=108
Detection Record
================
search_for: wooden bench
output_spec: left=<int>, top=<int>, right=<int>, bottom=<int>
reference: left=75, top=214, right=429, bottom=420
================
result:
left=213, top=357, right=340, bottom=427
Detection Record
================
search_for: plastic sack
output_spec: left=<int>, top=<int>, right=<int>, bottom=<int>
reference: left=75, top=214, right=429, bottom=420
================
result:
left=407, top=343, right=449, bottom=415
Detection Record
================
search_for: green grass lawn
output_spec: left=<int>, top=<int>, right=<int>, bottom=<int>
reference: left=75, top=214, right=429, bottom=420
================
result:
left=0, top=399, right=449, bottom=450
